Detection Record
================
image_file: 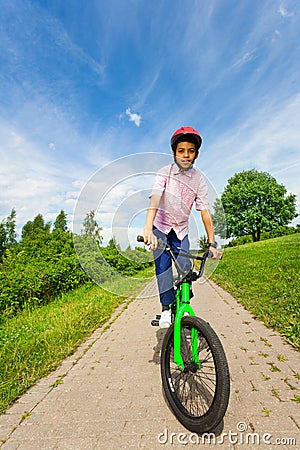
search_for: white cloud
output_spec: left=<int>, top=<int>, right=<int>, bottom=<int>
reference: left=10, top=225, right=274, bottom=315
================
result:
left=277, top=5, right=294, bottom=18
left=200, top=93, right=300, bottom=223
left=271, top=29, right=281, bottom=43
left=0, top=121, right=93, bottom=233
left=125, top=107, right=142, bottom=127
left=48, top=142, right=56, bottom=151
left=232, top=50, right=257, bottom=69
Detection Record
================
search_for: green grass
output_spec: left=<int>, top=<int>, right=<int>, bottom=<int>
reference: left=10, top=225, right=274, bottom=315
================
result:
left=212, top=234, right=300, bottom=350
left=0, top=267, right=154, bottom=414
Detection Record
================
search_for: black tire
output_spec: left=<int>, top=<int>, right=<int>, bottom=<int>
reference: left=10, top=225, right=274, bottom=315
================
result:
left=160, top=315, right=230, bottom=433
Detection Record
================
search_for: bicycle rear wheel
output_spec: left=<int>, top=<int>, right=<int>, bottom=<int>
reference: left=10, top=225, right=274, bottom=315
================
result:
left=161, top=316, right=230, bottom=433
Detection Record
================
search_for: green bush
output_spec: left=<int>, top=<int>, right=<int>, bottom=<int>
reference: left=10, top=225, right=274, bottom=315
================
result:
left=0, top=227, right=153, bottom=317
left=261, top=225, right=296, bottom=240
left=227, top=225, right=298, bottom=247
left=0, top=233, right=88, bottom=316
left=100, top=246, right=152, bottom=276
left=227, top=235, right=253, bottom=247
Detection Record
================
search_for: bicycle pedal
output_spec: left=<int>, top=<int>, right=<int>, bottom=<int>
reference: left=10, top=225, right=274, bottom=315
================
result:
left=151, top=319, right=159, bottom=327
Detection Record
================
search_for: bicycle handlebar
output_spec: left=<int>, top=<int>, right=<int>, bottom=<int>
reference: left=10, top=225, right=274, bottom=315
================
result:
left=137, top=235, right=211, bottom=280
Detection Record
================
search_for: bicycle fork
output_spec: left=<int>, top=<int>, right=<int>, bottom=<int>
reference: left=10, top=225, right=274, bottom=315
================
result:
left=173, top=283, right=202, bottom=372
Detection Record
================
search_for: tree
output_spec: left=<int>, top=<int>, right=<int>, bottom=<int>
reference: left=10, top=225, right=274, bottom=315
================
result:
left=54, top=210, right=68, bottom=232
left=5, top=209, right=17, bottom=245
left=0, top=209, right=17, bottom=259
left=81, top=210, right=102, bottom=244
left=211, top=198, right=227, bottom=239
left=198, top=235, right=209, bottom=251
left=107, top=237, right=120, bottom=250
left=21, top=214, right=50, bottom=241
left=0, top=222, right=7, bottom=260
left=217, top=169, right=297, bottom=242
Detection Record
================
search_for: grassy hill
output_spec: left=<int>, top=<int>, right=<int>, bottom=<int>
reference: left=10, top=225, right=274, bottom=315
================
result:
left=212, top=234, right=300, bottom=350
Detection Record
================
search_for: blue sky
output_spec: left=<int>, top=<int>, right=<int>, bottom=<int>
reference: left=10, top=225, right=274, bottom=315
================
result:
left=1, top=0, right=299, bottom=246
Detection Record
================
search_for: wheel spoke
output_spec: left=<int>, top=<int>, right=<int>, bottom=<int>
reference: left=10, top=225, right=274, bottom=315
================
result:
left=161, top=316, right=230, bottom=432
left=166, top=324, right=218, bottom=416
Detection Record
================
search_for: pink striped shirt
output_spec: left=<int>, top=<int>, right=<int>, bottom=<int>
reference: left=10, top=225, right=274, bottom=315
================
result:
left=150, top=163, right=209, bottom=240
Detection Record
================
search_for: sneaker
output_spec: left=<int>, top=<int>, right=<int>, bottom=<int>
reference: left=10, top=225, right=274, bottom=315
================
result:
left=159, top=309, right=172, bottom=328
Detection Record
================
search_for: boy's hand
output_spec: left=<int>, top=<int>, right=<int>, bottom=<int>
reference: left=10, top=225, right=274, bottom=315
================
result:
left=209, top=246, right=222, bottom=260
left=143, top=228, right=158, bottom=250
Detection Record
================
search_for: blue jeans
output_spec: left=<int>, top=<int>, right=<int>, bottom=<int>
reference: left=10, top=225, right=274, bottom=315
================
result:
left=153, top=228, right=191, bottom=306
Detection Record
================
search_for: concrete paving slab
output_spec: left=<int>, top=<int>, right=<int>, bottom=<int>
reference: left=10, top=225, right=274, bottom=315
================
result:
left=1, top=279, right=299, bottom=449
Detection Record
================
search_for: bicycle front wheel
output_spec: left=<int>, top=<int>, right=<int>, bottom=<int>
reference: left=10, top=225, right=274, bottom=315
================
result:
left=161, top=316, right=230, bottom=433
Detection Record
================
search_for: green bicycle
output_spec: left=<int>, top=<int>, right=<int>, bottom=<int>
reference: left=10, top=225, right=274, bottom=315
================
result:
left=137, top=236, right=230, bottom=433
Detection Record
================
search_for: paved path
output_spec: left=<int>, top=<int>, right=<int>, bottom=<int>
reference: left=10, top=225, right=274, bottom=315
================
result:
left=0, top=280, right=299, bottom=449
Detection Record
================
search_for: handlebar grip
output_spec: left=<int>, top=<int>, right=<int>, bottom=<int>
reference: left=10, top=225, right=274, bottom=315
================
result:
left=208, top=250, right=213, bottom=258
left=137, top=235, right=145, bottom=242
left=207, top=249, right=222, bottom=260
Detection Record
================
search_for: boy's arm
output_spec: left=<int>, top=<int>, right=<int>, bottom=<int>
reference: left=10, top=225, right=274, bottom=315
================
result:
left=143, top=194, right=161, bottom=249
left=200, top=209, right=222, bottom=259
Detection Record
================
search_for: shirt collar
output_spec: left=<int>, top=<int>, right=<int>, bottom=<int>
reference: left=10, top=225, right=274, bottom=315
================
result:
left=172, top=162, right=193, bottom=177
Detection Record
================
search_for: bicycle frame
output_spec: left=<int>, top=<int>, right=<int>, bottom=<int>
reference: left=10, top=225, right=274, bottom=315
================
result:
left=171, top=248, right=208, bottom=372
left=173, top=282, right=201, bottom=371
left=136, top=235, right=209, bottom=373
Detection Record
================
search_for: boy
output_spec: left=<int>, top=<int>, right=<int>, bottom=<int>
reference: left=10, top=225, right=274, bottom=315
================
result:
left=143, top=126, right=221, bottom=328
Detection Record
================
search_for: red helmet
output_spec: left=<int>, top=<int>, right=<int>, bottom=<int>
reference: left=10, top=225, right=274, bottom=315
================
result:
left=171, top=126, right=202, bottom=152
